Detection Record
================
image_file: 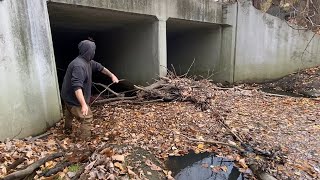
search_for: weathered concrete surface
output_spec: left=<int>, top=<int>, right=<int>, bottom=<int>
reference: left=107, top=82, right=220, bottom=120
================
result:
left=0, top=0, right=62, bottom=141
left=48, top=0, right=223, bottom=23
left=234, top=0, right=320, bottom=82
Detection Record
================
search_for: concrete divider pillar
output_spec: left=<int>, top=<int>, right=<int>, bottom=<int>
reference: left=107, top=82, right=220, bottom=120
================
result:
left=157, top=20, right=168, bottom=78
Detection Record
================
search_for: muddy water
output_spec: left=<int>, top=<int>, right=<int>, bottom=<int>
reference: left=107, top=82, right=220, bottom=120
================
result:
left=166, top=152, right=246, bottom=180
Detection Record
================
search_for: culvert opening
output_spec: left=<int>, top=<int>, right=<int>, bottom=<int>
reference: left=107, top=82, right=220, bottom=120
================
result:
left=167, top=19, right=222, bottom=78
left=47, top=3, right=158, bottom=97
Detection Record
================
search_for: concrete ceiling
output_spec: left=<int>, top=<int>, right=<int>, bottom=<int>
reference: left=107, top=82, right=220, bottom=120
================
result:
left=167, top=18, right=220, bottom=34
left=47, top=2, right=156, bottom=32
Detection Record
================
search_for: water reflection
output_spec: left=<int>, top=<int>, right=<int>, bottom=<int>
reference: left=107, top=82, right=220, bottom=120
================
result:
left=166, top=152, right=245, bottom=180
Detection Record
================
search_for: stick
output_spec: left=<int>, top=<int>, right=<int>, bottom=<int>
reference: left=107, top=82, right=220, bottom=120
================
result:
left=41, top=161, right=72, bottom=177
left=261, top=92, right=293, bottom=98
left=93, top=82, right=122, bottom=97
left=93, top=96, right=137, bottom=105
left=179, top=134, right=245, bottom=153
left=55, top=138, right=67, bottom=153
left=7, top=157, right=26, bottom=172
left=28, top=132, right=52, bottom=142
left=2, top=152, right=64, bottom=180
left=90, top=80, right=125, bottom=106
left=216, top=118, right=244, bottom=143
left=182, top=59, right=195, bottom=77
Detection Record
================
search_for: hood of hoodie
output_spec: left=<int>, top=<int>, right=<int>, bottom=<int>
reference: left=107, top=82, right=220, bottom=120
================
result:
left=78, top=40, right=96, bottom=61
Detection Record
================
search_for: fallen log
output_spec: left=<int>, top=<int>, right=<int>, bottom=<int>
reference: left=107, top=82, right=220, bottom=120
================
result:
left=1, top=152, right=63, bottom=180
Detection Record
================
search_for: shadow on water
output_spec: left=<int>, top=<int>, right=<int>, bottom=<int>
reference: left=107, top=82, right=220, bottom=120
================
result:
left=166, top=151, right=246, bottom=180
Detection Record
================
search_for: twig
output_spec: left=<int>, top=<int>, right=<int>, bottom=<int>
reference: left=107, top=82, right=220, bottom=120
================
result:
left=2, top=152, right=64, bottom=180
left=171, top=64, right=178, bottom=77
left=261, top=91, right=292, bottom=98
left=93, top=96, right=137, bottom=105
left=179, top=134, right=245, bottom=153
left=90, top=80, right=125, bottom=106
left=28, top=132, right=52, bottom=142
left=11, top=128, right=22, bottom=139
left=300, top=33, right=316, bottom=62
left=7, top=157, right=26, bottom=172
left=55, top=138, right=67, bottom=153
left=216, top=118, right=244, bottom=143
left=41, top=161, right=72, bottom=177
left=182, top=59, right=195, bottom=77
left=93, top=82, right=122, bottom=97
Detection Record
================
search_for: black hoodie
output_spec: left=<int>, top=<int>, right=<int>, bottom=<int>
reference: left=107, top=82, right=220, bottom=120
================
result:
left=61, top=40, right=104, bottom=106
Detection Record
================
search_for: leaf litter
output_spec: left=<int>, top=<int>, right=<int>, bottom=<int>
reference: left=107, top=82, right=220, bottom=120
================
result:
left=0, top=75, right=319, bottom=180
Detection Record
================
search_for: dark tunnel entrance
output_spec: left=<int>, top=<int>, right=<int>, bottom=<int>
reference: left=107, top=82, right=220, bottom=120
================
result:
left=166, top=18, right=222, bottom=78
left=47, top=3, right=158, bottom=97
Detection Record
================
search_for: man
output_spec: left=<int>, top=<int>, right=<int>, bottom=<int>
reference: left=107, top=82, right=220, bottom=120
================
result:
left=61, top=39, right=119, bottom=139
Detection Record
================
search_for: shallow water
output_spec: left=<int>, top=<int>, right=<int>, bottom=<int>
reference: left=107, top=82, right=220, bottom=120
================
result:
left=166, top=152, right=246, bottom=180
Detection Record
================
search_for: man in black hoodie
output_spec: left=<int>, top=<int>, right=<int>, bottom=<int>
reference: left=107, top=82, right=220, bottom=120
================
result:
left=61, top=39, right=119, bottom=139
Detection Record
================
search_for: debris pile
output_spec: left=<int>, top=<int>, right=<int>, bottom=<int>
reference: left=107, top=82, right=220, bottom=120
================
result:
left=0, top=74, right=319, bottom=179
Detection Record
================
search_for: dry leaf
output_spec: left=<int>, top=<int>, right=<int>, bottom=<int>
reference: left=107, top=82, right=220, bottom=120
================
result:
left=239, top=159, right=248, bottom=169
left=114, top=162, right=124, bottom=171
left=197, top=143, right=204, bottom=149
left=112, top=155, right=125, bottom=162
left=145, top=159, right=162, bottom=171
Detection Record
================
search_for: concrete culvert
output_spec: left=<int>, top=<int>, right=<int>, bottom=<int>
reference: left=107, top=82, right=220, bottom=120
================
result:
left=47, top=2, right=159, bottom=96
left=167, top=18, right=222, bottom=78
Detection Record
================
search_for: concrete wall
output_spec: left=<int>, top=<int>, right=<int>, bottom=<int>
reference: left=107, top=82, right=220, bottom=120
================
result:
left=0, top=0, right=62, bottom=141
left=234, top=0, right=320, bottom=82
left=48, top=0, right=223, bottom=23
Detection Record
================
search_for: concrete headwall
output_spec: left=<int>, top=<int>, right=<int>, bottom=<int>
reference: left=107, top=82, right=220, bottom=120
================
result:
left=48, top=0, right=223, bottom=23
left=234, top=0, right=320, bottom=82
left=0, top=0, right=61, bottom=140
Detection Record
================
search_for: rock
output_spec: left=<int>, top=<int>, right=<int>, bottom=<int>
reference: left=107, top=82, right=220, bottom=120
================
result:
left=301, top=89, right=320, bottom=98
left=67, top=172, right=76, bottom=178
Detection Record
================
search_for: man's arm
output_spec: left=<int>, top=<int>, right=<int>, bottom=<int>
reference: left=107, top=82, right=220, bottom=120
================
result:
left=75, top=89, right=88, bottom=116
left=101, top=67, right=119, bottom=83
left=71, top=66, right=88, bottom=116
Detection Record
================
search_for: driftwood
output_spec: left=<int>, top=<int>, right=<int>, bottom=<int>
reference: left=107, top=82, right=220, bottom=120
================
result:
left=1, top=152, right=63, bottom=180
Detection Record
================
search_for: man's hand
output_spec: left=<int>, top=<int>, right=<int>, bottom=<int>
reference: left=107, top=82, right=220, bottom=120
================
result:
left=75, top=89, right=88, bottom=116
left=111, top=74, right=119, bottom=83
left=81, top=104, right=89, bottom=116
left=102, top=68, right=119, bottom=83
